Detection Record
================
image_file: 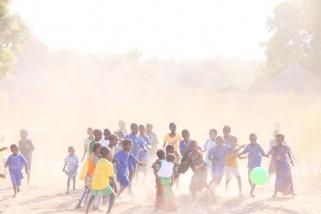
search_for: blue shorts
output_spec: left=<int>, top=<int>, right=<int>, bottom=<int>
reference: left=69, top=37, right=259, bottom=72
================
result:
left=10, top=171, right=23, bottom=186
left=117, top=173, right=129, bottom=187
left=128, top=155, right=137, bottom=172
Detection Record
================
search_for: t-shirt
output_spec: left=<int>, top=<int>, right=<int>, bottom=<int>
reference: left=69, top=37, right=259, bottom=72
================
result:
left=87, top=154, right=100, bottom=177
left=240, top=143, right=265, bottom=169
left=179, top=140, right=192, bottom=157
left=64, top=154, right=79, bottom=173
left=226, top=150, right=238, bottom=168
left=146, top=131, right=158, bottom=150
left=139, top=134, right=150, bottom=162
left=114, top=150, right=130, bottom=176
left=125, top=134, right=145, bottom=159
left=224, top=135, right=234, bottom=146
left=91, top=158, right=115, bottom=190
left=203, top=139, right=216, bottom=165
left=157, top=160, right=174, bottom=178
left=164, top=133, right=181, bottom=152
left=101, top=139, right=109, bottom=148
left=208, top=145, right=231, bottom=168
left=18, top=139, right=35, bottom=160
left=5, top=154, right=27, bottom=173
left=84, top=137, right=93, bottom=152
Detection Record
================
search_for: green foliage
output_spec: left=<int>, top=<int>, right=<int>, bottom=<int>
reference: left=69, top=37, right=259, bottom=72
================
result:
left=0, top=0, right=28, bottom=78
left=265, top=0, right=321, bottom=74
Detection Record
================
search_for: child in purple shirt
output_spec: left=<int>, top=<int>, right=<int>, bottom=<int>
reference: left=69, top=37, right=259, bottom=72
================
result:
left=5, top=144, right=28, bottom=197
left=239, top=133, right=268, bottom=197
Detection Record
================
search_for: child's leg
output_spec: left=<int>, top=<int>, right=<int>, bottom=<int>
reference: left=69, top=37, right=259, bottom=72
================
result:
left=85, top=195, right=96, bottom=214
left=128, top=170, right=135, bottom=193
left=225, top=177, right=231, bottom=192
left=237, top=176, right=242, bottom=195
left=72, top=175, right=76, bottom=190
left=117, top=185, right=127, bottom=196
left=66, top=177, right=71, bottom=194
left=107, top=193, right=115, bottom=214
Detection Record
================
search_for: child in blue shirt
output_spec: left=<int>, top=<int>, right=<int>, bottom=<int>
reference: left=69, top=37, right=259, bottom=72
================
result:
left=5, top=144, right=28, bottom=197
left=208, top=136, right=231, bottom=191
left=179, top=129, right=192, bottom=162
left=239, top=133, right=268, bottom=197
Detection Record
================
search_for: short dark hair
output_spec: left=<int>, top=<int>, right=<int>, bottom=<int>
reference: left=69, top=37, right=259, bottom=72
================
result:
left=156, top=149, right=165, bottom=160
left=93, top=143, right=101, bottom=152
left=122, top=139, right=132, bottom=147
left=109, top=134, right=118, bottom=142
left=130, top=123, right=138, bottom=130
left=166, top=153, right=175, bottom=162
left=10, top=144, right=18, bottom=150
left=100, top=147, right=110, bottom=156
left=165, top=145, right=174, bottom=153
left=209, top=129, right=217, bottom=135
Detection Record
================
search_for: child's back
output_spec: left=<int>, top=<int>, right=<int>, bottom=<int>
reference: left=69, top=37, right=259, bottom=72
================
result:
left=157, top=160, right=174, bottom=178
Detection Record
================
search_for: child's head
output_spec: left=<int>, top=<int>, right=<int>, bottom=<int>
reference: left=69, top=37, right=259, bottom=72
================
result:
left=10, top=144, right=19, bottom=155
left=181, top=129, right=190, bottom=141
left=93, top=129, right=102, bottom=141
left=249, top=133, right=257, bottom=143
left=130, top=123, right=139, bottom=135
left=156, top=149, right=165, bottom=160
left=209, top=129, right=217, bottom=140
left=100, top=147, right=111, bottom=160
left=115, top=131, right=124, bottom=140
left=169, top=122, right=177, bottom=133
left=103, top=129, right=111, bottom=140
left=215, top=136, right=224, bottom=146
left=93, top=143, right=102, bottom=155
left=165, top=145, right=174, bottom=154
left=122, top=139, right=133, bottom=152
left=146, top=123, right=153, bottom=133
left=20, top=129, right=28, bottom=140
left=68, top=146, right=75, bottom=155
left=275, top=133, right=285, bottom=145
left=108, top=134, right=119, bottom=147
left=231, top=136, right=238, bottom=148
left=139, top=125, right=145, bottom=135
left=190, top=140, right=198, bottom=152
left=87, top=127, right=94, bottom=136
left=223, top=125, right=231, bottom=136
left=166, top=153, right=175, bottom=163
left=119, top=120, right=126, bottom=129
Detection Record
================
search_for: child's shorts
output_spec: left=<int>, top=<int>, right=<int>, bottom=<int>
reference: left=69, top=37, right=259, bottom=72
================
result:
left=91, top=185, right=114, bottom=197
left=10, top=171, right=23, bottom=186
left=117, top=173, right=129, bottom=187
left=226, top=167, right=240, bottom=180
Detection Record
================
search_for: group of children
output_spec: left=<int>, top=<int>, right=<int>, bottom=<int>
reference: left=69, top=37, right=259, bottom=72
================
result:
left=0, top=121, right=295, bottom=213
left=0, top=130, right=35, bottom=197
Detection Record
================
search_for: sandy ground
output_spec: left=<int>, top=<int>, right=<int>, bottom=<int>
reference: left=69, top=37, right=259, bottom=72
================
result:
left=1, top=157, right=321, bottom=214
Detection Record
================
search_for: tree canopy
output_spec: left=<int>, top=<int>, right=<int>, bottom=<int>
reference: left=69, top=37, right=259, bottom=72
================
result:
left=265, top=0, right=321, bottom=74
left=0, top=0, right=28, bottom=78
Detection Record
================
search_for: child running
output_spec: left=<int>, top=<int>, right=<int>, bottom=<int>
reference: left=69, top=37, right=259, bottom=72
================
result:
left=163, top=122, right=181, bottom=155
left=202, top=129, right=217, bottom=169
left=185, top=140, right=209, bottom=202
left=225, top=137, right=244, bottom=196
left=239, top=133, right=268, bottom=197
left=179, top=129, right=192, bottom=162
left=157, top=153, right=177, bottom=212
left=125, top=123, right=146, bottom=193
left=152, top=149, right=166, bottom=211
left=114, top=139, right=142, bottom=197
left=146, top=123, right=159, bottom=156
left=5, top=144, right=28, bottom=197
left=208, top=136, right=231, bottom=192
left=137, top=125, right=151, bottom=181
left=63, top=146, right=79, bottom=194
left=18, top=129, right=35, bottom=184
left=76, top=143, right=101, bottom=209
left=85, top=147, right=117, bottom=214
left=269, top=133, right=295, bottom=197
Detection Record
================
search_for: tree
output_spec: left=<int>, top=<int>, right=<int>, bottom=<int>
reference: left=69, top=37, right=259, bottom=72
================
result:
left=0, top=0, right=29, bottom=78
left=264, top=0, right=321, bottom=74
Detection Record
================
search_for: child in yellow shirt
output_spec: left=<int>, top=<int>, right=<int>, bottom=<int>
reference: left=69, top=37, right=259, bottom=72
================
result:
left=85, top=147, right=117, bottom=214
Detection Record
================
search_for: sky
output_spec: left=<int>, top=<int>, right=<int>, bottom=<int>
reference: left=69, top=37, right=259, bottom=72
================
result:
left=10, top=0, right=283, bottom=60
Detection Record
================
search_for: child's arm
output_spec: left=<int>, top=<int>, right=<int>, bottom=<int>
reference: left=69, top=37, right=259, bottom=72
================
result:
left=0, top=173, right=5, bottom=179
left=287, top=147, right=294, bottom=167
left=24, top=163, right=29, bottom=174
left=130, top=153, right=144, bottom=166
left=62, top=163, right=67, bottom=172
left=0, top=147, right=8, bottom=152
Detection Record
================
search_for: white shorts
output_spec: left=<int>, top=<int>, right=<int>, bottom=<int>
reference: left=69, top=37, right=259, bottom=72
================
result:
left=226, top=167, right=240, bottom=180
